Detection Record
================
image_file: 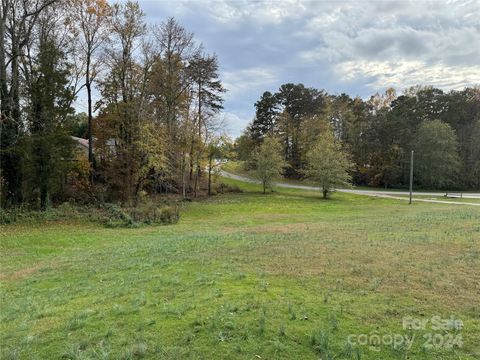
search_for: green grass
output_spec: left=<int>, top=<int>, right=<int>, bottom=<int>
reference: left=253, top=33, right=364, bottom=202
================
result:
left=1, top=178, right=479, bottom=359
left=398, top=194, right=480, bottom=204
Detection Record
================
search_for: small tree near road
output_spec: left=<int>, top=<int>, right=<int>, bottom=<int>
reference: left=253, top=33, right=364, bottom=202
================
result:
left=252, top=137, right=286, bottom=194
left=304, top=131, right=353, bottom=199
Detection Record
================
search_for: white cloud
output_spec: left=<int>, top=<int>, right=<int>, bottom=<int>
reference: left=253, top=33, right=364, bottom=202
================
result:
left=220, top=111, right=249, bottom=138
left=336, top=60, right=480, bottom=91
left=204, top=0, right=308, bottom=26
left=136, top=0, right=480, bottom=136
left=222, top=67, right=279, bottom=100
left=297, top=1, right=480, bottom=93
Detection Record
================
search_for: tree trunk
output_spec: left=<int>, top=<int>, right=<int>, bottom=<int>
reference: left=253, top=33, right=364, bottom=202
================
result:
left=322, top=186, right=328, bottom=199
left=10, top=33, right=20, bottom=126
left=181, top=154, right=186, bottom=199
left=189, top=139, right=194, bottom=183
left=193, top=163, right=199, bottom=197
left=86, top=47, right=94, bottom=183
left=1, top=18, right=23, bottom=205
left=263, top=180, right=266, bottom=194
left=40, top=167, right=49, bottom=211
left=207, top=156, right=212, bottom=195
left=0, top=1, right=8, bottom=115
left=40, top=185, right=48, bottom=211
left=193, top=81, right=202, bottom=197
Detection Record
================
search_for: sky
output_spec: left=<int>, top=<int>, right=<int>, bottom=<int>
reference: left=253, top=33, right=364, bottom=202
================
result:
left=83, top=0, right=480, bottom=137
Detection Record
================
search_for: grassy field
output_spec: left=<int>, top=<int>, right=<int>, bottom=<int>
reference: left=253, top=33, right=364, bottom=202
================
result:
left=395, top=195, right=480, bottom=204
left=1, top=178, right=479, bottom=359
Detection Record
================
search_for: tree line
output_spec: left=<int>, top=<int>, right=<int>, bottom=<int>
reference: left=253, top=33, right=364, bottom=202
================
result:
left=1, top=0, right=229, bottom=209
left=237, top=85, right=480, bottom=191
left=2, top=0, right=478, bottom=210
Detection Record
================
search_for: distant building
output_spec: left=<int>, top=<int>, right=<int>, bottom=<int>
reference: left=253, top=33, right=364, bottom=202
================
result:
left=71, top=136, right=89, bottom=156
left=70, top=136, right=116, bottom=158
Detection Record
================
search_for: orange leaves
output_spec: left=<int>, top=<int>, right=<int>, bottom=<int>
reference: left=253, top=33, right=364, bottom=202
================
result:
left=86, top=6, right=96, bottom=15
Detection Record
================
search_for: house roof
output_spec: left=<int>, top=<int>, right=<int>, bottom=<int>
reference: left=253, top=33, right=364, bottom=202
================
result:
left=71, top=136, right=89, bottom=149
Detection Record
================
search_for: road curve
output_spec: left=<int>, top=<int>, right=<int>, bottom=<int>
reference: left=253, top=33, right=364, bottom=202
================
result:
left=220, top=170, right=480, bottom=206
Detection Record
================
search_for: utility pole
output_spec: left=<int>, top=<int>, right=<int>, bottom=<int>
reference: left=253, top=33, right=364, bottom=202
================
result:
left=409, top=150, right=414, bottom=205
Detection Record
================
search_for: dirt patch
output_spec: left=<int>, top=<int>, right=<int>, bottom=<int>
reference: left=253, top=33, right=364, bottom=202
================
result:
left=0, top=262, right=44, bottom=281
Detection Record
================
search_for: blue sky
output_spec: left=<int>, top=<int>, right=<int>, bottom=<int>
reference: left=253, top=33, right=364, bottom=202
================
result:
left=83, top=0, right=480, bottom=137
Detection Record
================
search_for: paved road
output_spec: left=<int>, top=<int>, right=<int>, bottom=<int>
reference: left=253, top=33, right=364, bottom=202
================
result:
left=220, top=171, right=480, bottom=206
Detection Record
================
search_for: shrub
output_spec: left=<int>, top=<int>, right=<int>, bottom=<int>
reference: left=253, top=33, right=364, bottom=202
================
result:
left=0, top=201, right=180, bottom=227
left=127, top=202, right=179, bottom=225
left=101, top=204, right=134, bottom=227
left=0, top=208, right=17, bottom=224
left=214, top=183, right=242, bottom=194
left=0, top=203, right=93, bottom=224
left=158, top=206, right=179, bottom=224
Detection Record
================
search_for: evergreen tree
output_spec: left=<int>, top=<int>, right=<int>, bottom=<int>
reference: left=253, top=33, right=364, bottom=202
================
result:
left=413, top=120, right=460, bottom=189
left=250, top=91, right=278, bottom=144
left=23, top=33, right=75, bottom=209
left=187, top=52, right=225, bottom=196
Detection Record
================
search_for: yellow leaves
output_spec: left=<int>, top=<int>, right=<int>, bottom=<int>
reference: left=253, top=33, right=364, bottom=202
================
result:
left=136, top=121, right=167, bottom=174
left=69, top=0, right=111, bottom=18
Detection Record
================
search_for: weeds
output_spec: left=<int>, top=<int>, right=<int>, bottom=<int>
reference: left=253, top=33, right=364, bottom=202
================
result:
left=311, top=329, right=334, bottom=359
left=0, top=201, right=179, bottom=227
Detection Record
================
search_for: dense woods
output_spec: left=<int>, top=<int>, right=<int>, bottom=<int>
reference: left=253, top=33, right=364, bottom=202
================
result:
left=239, top=85, right=480, bottom=190
left=1, top=0, right=478, bottom=211
left=1, top=0, right=227, bottom=209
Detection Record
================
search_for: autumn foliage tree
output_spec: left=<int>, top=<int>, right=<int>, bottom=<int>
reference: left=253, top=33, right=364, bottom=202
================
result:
left=251, top=136, right=286, bottom=194
left=303, top=130, right=353, bottom=199
left=0, top=0, right=230, bottom=209
left=68, top=0, right=111, bottom=172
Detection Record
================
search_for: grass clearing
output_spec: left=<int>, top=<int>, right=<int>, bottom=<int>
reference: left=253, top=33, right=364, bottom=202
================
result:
left=1, top=177, right=479, bottom=359
left=396, top=195, right=480, bottom=204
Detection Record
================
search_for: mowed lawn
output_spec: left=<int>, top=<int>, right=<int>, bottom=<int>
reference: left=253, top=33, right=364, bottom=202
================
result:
left=1, top=179, right=479, bottom=359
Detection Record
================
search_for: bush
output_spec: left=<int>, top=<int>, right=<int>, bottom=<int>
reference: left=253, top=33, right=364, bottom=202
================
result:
left=214, top=183, right=242, bottom=194
left=127, top=201, right=179, bottom=225
left=0, top=207, right=18, bottom=224
left=102, top=203, right=134, bottom=227
left=158, top=206, right=179, bottom=224
left=0, top=201, right=180, bottom=227
left=102, top=203, right=181, bottom=227
left=0, top=203, right=92, bottom=224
